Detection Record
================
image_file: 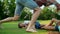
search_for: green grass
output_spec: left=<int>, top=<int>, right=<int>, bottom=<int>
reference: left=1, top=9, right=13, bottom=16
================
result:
left=0, top=20, right=51, bottom=34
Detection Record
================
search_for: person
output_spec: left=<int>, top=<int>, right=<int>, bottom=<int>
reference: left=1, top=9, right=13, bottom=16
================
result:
left=18, top=18, right=60, bottom=32
left=0, top=0, right=41, bottom=32
left=43, top=18, right=60, bottom=34
left=0, top=0, right=60, bottom=32
left=42, top=18, right=60, bottom=32
left=18, top=21, right=45, bottom=29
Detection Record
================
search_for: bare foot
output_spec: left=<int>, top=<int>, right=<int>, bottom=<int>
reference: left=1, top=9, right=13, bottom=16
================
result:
left=31, top=26, right=36, bottom=31
left=26, top=29, right=37, bottom=32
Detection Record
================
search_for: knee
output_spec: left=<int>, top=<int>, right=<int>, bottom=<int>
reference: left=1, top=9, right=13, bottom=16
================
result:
left=12, top=16, right=20, bottom=21
left=52, top=18, right=56, bottom=21
left=34, top=7, right=41, bottom=12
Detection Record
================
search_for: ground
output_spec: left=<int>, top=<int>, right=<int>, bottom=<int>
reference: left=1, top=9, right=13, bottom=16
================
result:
left=0, top=20, right=51, bottom=34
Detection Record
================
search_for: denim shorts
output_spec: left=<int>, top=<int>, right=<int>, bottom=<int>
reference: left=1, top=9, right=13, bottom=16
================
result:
left=35, top=21, right=41, bottom=29
left=55, top=25, right=60, bottom=32
left=55, top=25, right=59, bottom=31
left=14, top=0, right=38, bottom=16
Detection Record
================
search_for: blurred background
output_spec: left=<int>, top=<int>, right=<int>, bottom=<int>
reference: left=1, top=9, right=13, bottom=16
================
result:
left=0, top=0, right=60, bottom=20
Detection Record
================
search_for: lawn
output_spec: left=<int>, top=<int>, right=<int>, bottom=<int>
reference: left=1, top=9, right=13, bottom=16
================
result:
left=0, top=20, right=51, bottom=34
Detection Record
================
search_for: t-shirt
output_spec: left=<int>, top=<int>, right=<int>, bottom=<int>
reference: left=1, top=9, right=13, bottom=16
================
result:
left=23, top=20, right=41, bottom=29
left=24, top=20, right=30, bottom=24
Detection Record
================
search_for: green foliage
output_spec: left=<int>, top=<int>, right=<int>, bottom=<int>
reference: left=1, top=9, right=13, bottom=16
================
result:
left=0, top=0, right=60, bottom=20
left=0, top=20, right=50, bottom=34
left=20, top=7, right=32, bottom=20
left=0, top=1, right=4, bottom=19
left=3, top=0, right=15, bottom=16
left=0, top=0, right=32, bottom=20
left=0, top=1, right=7, bottom=20
left=38, top=7, right=60, bottom=20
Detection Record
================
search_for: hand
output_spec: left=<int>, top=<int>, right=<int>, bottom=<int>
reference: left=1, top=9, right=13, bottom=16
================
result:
left=41, top=25, right=48, bottom=29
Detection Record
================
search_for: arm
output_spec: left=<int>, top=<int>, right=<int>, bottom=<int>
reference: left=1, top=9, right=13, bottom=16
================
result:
left=42, top=18, right=58, bottom=30
left=22, top=24, right=28, bottom=28
left=24, top=24, right=28, bottom=28
left=46, top=18, right=57, bottom=26
left=44, top=26, right=55, bottom=30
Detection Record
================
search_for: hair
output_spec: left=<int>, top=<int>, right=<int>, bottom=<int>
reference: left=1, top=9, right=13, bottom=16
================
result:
left=18, top=23, right=22, bottom=28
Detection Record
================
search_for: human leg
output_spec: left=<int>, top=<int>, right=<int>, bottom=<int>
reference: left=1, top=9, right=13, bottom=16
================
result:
left=0, top=0, right=24, bottom=28
left=26, top=6, right=41, bottom=32
left=15, top=0, right=41, bottom=32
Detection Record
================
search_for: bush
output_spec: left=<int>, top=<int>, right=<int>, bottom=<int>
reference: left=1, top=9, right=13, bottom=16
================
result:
left=0, top=0, right=60, bottom=20
left=38, top=7, right=59, bottom=20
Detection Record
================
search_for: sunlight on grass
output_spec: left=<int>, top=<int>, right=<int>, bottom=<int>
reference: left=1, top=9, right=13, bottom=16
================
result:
left=0, top=20, right=51, bottom=34
left=39, top=20, right=51, bottom=24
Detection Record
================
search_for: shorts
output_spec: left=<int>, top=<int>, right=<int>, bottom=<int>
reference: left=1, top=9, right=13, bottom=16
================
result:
left=14, top=0, right=38, bottom=16
left=55, top=25, right=59, bottom=31
left=35, top=21, right=41, bottom=29
left=55, top=25, right=60, bottom=32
